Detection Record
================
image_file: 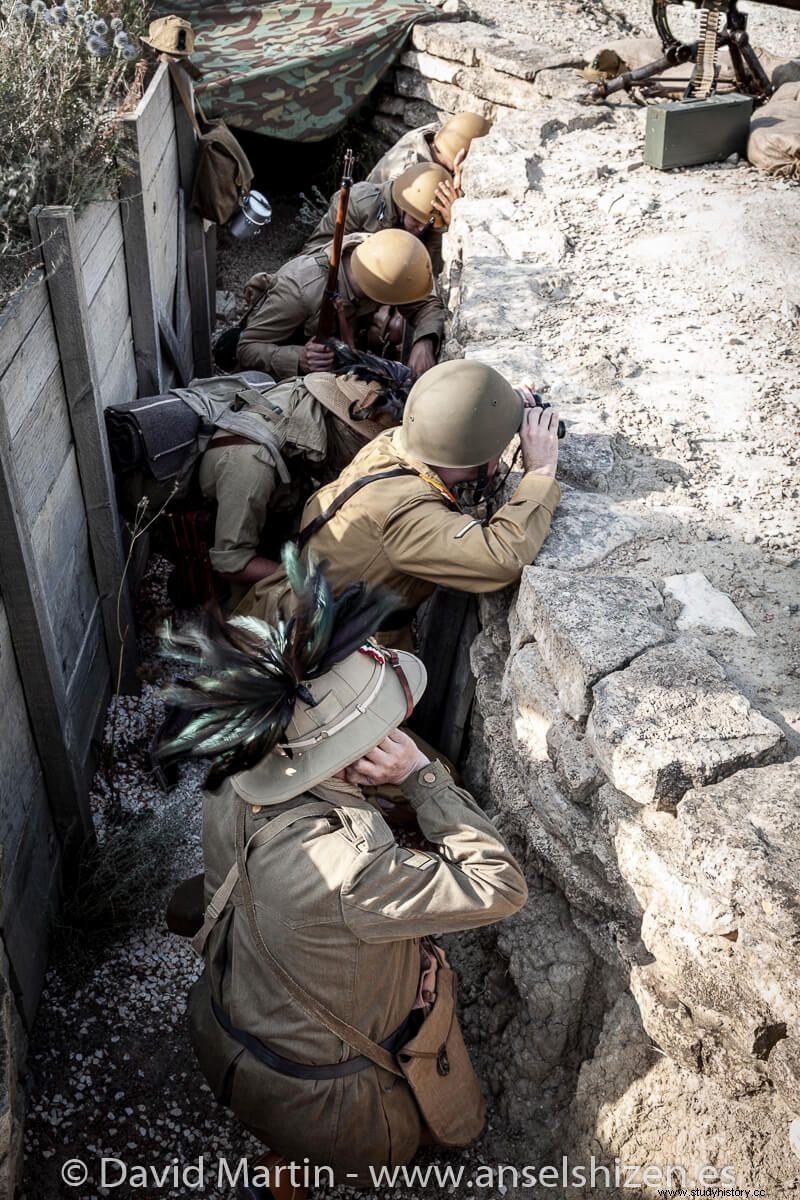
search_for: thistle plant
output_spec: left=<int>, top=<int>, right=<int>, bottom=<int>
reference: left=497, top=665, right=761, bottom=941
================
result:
left=0, top=0, right=148, bottom=273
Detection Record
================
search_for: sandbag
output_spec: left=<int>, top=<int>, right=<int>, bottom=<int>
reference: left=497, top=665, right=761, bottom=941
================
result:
left=748, top=81, right=800, bottom=178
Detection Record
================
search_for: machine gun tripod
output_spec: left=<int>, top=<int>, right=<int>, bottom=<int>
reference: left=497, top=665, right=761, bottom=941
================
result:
left=589, top=0, right=800, bottom=104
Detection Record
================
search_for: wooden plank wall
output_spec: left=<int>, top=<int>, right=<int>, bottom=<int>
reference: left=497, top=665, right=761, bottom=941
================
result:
left=0, top=64, right=210, bottom=1040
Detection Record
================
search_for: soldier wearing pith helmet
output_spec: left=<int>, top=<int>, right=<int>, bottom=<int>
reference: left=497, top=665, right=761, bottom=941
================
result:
left=237, top=359, right=561, bottom=648
left=155, top=557, right=527, bottom=1196
left=237, top=230, right=443, bottom=382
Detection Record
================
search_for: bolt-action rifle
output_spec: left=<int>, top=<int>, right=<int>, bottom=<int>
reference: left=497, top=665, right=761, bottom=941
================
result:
left=316, top=149, right=355, bottom=343
left=589, top=0, right=800, bottom=104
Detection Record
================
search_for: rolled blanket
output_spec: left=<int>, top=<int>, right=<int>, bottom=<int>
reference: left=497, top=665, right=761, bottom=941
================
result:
left=105, top=394, right=201, bottom=480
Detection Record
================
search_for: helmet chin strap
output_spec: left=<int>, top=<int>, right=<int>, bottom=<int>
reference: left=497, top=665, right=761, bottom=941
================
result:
left=472, top=462, right=489, bottom=505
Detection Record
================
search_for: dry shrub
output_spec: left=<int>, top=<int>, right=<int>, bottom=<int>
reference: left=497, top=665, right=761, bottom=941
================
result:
left=0, top=0, right=148, bottom=289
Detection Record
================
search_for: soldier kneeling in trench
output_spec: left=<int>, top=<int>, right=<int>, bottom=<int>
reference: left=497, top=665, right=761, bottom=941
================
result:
left=301, top=160, right=462, bottom=276
left=367, top=110, right=492, bottom=185
left=198, top=348, right=413, bottom=609
left=236, top=359, right=561, bottom=651
left=236, top=229, right=443, bottom=382
left=154, top=559, right=527, bottom=1200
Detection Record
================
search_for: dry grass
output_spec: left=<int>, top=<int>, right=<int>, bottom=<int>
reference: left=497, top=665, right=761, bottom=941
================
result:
left=0, top=0, right=149, bottom=296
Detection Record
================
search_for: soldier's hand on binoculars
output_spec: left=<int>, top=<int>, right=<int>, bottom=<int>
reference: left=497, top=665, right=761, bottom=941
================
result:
left=520, top=404, right=560, bottom=478
left=515, top=384, right=541, bottom=409
left=344, top=729, right=431, bottom=787
left=452, top=147, right=466, bottom=193
left=299, top=338, right=335, bottom=373
left=431, top=177, right=462, bottom=227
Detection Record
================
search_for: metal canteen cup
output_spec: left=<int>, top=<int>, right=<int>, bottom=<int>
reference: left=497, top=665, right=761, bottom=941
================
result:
left=229, top=191, right=272, bottom=240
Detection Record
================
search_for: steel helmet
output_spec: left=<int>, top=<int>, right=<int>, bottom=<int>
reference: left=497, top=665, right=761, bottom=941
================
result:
left=441, top=112, right=492, bottom=140
left=391, top=162, right=451, bottom=230
left=397, top=359, right=523, bottom=468
left=349, top=230, right=433, bottom=305
left=431, top=126, right=473, bottom=172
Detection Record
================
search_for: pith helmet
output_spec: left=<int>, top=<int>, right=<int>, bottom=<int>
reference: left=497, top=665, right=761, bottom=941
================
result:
left=398, top=359, right=523, bottom=468
left=350, top=231, right=433, bottom=305
left=431, top=127, right=472, bottom=171
left=230, top=645, right=427, bottom=805
left=141, top=14, right=194, bottom=55
left=441, top=112, right=492, bottom=140
left=391, top=162, right=452, bottom=230
left=304, top=371, right=392, bottom=440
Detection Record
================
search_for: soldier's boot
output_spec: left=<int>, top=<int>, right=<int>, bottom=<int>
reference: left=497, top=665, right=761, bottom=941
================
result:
left=238, top=1152, right=308, bottom=1200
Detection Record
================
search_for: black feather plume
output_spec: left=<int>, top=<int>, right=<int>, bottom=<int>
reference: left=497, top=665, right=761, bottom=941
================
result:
left=152, top=546, right=400, bottom=787
left=324, top=338, right=413, bottom=422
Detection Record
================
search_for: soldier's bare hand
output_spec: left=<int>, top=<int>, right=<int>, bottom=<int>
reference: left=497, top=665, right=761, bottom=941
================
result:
left=407, top=337, right=437, bottom=380
left=514, top=383, right=541, bottom=408
left=344, top=729, right=430, bottom=786
left=520, top=404, right=560, bottom=477
left=431, top=177, right=461, bottom=227
left=452, top=146, right=467, bottom=193
left=299, top=338, right=335, bottom=373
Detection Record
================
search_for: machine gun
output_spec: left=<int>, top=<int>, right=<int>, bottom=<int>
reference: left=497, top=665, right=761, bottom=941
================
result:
left=590, top=0, right=800, bottom=103
left=316, top=148, right=355, bottom=343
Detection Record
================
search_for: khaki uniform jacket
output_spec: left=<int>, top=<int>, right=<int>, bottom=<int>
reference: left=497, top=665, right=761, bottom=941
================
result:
left=237, top=235, right=445, bottom=380
left=367, top=124, right=437, bottom=184
left=301, top=179, right=444, bottom=275
left=188, top=759, right=527, bottom=1182
left=198, top=378, right=366, bottom=577
left=237, top=428, right=560, bottom=632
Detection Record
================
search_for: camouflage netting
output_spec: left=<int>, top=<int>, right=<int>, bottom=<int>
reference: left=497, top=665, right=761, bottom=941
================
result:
left=162, top=0, right=435, bottom=141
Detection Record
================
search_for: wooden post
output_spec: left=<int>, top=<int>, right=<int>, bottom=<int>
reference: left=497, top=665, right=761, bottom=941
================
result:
left=119, top=70, right=167, bottom=397
left=0, top=364, right=94, bottom=859
left=170, top=66, right=213, bottom=376
left=34, top=206, right=139, bottom=695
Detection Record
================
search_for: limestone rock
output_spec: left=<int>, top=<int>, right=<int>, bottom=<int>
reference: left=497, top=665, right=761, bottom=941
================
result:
left=586, top=641, right=784, bottom=808
left=459, top=134, right=537, bottom=200
left=533, top=67, right=585, bottom=101
left=535, top=487, right=644, bottom=571
left=664, top=571, right=755, bottom=637
left=393, top=69, right=496, bottom=121
left=399, top=49, right=461, bottom=85
left=411, top=21, right=581, bottom=80
left=503, top=642, right=564, bottom=760
left=568, top=991, right=800, bottom=1196
left=557, top=422, right=615, bottom=490
left=546, top=720, right=604, bottom=803
left=454, top=65, right=542, bottom=109
left=453, top=258, right=569, bottom=342
left=516, top=567, right=667, bottom=719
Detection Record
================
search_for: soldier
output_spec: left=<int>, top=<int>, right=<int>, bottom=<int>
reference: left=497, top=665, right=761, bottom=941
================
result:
left=236, top=230, right=443, bottom=382
left=301, top=162, right=458, bottom=274
left=237, top=359, right=561, bottom=648
left=367, top=110, right=492, bottom=185
left=198, top=356, right=411, bottom=608
left=154, top=560, right=527, bottom=1197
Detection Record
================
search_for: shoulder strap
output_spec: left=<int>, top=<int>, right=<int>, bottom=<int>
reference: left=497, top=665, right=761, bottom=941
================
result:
left=295, top=466, right=459, bottom=552
left=234, top=803, right=403, bottom=1077
left=191, top=801, right=330, bottom=956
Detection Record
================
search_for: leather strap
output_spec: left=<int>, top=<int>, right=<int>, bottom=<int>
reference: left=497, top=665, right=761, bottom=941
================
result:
left=191, top=802, right=331, bottom=956
left=208, top=434, right=256, bottom=450
left=385, top=648, right=414, bottom=721
left=235, top=802, right=404, bottom=1077
left=295, top=467, right=459, bottom=553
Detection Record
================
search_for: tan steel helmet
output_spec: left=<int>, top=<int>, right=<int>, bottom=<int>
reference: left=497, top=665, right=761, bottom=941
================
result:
left=349, top=230, right=433, bottom=305
left=391, top=162, right=451, bottom=230
left=441, top=112, right=492, bottom=140
left=398, top=359, right=523, bottom=468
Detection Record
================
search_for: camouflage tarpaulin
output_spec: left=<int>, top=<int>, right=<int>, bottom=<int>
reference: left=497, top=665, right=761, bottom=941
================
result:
left=162, top=0, right=435, bottom=141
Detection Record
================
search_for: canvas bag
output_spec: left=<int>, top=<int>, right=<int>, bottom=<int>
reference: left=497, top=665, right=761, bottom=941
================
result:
left=193, top=800, right=487, bottom=1149
left=168, top=60, right=254, bottom=225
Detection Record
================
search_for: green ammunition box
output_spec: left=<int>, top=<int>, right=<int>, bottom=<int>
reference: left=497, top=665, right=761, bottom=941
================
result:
left=644, top=94, right=754, bottom=170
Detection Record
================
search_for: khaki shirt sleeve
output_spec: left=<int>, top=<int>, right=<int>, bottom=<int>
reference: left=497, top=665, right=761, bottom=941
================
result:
left=397, top=290, right=445, bottom=348
left=237, top=274, right=307, bottom=379
left=340, top=761, right=527, bottom=943
left=381, top=473, right=560, bottom=592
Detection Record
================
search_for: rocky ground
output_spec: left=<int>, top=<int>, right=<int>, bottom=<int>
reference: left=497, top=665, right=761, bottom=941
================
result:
left=21, top=2, right=800, bottom=1198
